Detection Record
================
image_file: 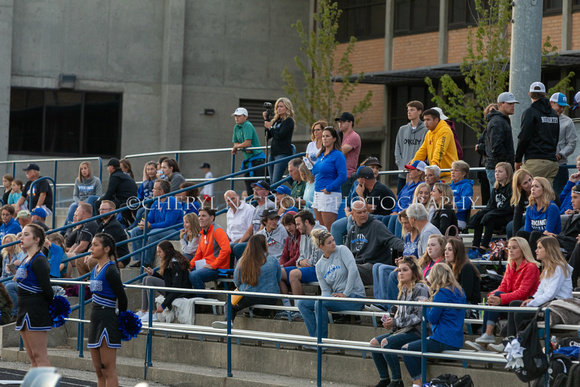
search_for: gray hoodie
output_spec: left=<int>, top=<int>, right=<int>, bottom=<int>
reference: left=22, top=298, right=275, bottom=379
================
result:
left=73, top=176, right=103, bottom=203
left=296, top=222, right=327, bottom=266
left=556, top=114, right=577, bottom=165
left=316, top=245, right=365, bottom=298
left=394, top=121, right=427, bottom=178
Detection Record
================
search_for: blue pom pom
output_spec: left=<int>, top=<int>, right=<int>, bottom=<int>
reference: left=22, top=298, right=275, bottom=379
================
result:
left=117, top=311, right=142, bottom=341
left=49, top=296, right=71, bottom=328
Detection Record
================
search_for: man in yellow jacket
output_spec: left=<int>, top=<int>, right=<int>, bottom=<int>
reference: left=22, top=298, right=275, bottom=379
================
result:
left=409, top=108, right=458, bottom=178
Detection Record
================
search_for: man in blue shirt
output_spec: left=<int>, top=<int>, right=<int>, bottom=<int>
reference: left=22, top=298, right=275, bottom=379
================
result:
left=130, top=179, right=182, bottom=268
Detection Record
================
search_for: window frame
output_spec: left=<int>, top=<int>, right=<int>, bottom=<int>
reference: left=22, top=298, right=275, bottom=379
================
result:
left=393, top=0, right=440, bottom=37
left=336, top=0, right=386, bottom=43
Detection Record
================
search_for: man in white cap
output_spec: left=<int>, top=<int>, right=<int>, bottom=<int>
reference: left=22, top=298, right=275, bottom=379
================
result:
left=514, top=82, right=560, bottom=183
left=573, top=91, right=580, bottom=111
left=484, top=91, right=518, bottom=188
left=550, top=92, right=577, bottom=193
left=231, top=107, right=265, bottom=194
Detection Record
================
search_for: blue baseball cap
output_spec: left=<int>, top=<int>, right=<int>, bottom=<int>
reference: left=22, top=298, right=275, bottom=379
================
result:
left=573, top=91, right=580, bottom=110
left=273, top=185, right=291, bottom=196
left=404, top=160, right=427, bottom=172
left=550, top=92, right=569, bottom=107
left=31, top=208, right=47, bottom=219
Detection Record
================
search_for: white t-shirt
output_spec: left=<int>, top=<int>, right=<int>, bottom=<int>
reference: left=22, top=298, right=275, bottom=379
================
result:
left=201, top=172, right=213, bottom=197
left=306, top=141, right=321, bottom=163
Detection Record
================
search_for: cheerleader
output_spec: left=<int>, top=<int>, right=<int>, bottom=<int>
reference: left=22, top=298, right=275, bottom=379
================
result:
left=16, top=223, right=54, bottom=367
left=88, top=233, right=127, bottom=387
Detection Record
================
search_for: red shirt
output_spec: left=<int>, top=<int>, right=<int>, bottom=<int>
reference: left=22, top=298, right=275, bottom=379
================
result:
left=490, top=260, right=540, bottom=305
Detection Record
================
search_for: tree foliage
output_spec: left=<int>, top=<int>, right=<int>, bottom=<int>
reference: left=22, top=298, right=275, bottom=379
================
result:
left=425, top=0, right=574, bottom=136
left=281, top=0, right=372, bottom=128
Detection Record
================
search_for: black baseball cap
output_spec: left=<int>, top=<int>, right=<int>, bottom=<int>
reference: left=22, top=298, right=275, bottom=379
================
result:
left=364, top=157, right=382, bottom=168
left=251, top=180, right=271, bottom=191
left=261, top=209, right=280, bottom=219
left=335, top=112, right=354, bottom=123
left=107, top=158, right=120, bottom=168
left=200, top=163, right=211, bottom=169
left=23, top=163, right=40, bottom=171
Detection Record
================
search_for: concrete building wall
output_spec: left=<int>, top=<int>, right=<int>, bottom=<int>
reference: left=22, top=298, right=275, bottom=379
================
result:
left=2, top=0, right=310, bottom=201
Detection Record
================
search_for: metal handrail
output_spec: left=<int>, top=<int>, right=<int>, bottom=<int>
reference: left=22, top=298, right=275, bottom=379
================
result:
left=0, top=156, right=103, bottom=186
left=53, top=280, right=553, bottom=386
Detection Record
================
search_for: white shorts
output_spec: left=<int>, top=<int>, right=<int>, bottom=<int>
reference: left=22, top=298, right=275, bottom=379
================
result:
left=312, top=191, right=342, bottom=214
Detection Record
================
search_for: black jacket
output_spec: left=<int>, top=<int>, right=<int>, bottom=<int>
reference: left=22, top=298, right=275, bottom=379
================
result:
left=557, top=214, right=580, bottom=256
left=515, top=97, right=559, bottom=163
left=481, top=182, right=514, bottom=221
left=267, top=117, right=294, bottom=156
left=153, top=259, right=193, bottom=310
left=485, top=110, right=514, bottom=169
left=102, top=169, right=138, bottom=205
left=431, top=204, right=458, bottom=235
left=98, top=217, right=130, bottom=259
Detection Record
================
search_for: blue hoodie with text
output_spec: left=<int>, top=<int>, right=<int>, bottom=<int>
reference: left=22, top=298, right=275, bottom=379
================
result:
left=428, top=286, right=466, bottom=349
left=450, top=179, right=474, bottom=223
left=525, top=201, right=561, bottom=234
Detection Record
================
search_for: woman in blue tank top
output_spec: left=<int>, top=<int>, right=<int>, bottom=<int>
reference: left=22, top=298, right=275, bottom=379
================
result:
left=88, top=233, right=128, bottom=386
left=16, top=224, right=54, bottom=367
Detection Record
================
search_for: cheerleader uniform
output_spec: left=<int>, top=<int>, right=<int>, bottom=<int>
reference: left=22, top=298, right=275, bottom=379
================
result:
left=15, top=252, right=54, bottom=331
left=88, top=261, right=128, bottom=349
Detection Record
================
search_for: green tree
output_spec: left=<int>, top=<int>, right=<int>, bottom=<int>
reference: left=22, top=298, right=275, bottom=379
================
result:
left=281, top=0, right=372, bottom=128
left=425, top=0, right=574, bottom=136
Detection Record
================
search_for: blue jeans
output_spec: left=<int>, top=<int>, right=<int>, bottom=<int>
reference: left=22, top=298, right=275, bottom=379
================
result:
left=506, top=217, right=525, bottom=239
left=268, top=154, right=290, bottom=184
left=372, top=263, right=396, bottom=309
left=188, top=267, right=219, bottom=290
left=5, top=281, right=17, bottom=316
left=330, top=215, right=354, bottom=246
left=130, top=228, right=179, bottom=265
left=232, top=242, right=247, bottom=260
left=387, top=215, right=402, bottom=238
left=386, top=270, right=400, bottom=312
left=372, top=331, right=421, bottom=381
left=482, top=291, right=507, bottom=327
left=128, top=207, right=147, bottom=230
left=402, top=338, right=459, bottom=381
left=297, top=295, right=364, bottom=338
left=66, top=195, right=99, bottom=224
left=486, top=169, right=496, bottom=193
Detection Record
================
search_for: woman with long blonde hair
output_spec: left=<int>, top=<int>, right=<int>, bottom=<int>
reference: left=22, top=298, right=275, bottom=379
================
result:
left=66, top=160, right=102, bottom=224
left=430, top=183, right=458, bottom=235
left=263, top=97, right=296, bottom=183
left=508, top=169, right=533, bottom=238
left=516, top=176, right=561, bottom=253
left=466, top=237, right=540, bottom=351
left=490, top=236, right=572, bottom=352
left=212, top=234, right=281, bottom=329
left=180, top=213, right=202, bottom=260
left=370, top=256, right=428, bottom=387
left=401, top=263, right=466, bottom=386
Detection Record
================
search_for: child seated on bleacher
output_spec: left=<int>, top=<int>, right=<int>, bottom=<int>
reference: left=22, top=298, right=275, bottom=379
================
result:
left=465, top=237, right=540, bottom=351
left=401, top=263, right=466, bottom=387
left=370, top=256, right=429, bottom=387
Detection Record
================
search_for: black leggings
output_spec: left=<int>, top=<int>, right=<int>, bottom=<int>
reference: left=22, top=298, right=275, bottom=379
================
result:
left=229, top=296, right=277, bottom=321
left=567, top=243, right=580, bottom=289
left=506, top=300, right=535, bottom=337
left=471, top=212, right=510, bottom=248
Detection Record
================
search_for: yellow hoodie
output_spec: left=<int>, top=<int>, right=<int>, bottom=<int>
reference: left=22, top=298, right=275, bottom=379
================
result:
left=410, top=119, right=458, bottom=177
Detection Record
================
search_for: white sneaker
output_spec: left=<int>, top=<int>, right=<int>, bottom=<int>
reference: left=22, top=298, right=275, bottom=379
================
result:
left=212, top=321, right=229, bottom=329
left=475, top=333, right=496, bottom=344
left=465, top=340, right=487, bottom=352
left=364, top=304, right=384, bottom=312
left=140, top=313, right=158, bottom=323
left=488, top=342, right=505, bottom=352
left=135, top=310, right=145, bottom=318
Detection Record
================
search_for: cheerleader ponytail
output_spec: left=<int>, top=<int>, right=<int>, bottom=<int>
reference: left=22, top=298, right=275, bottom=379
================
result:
left=94, top=233, right=119, bottom=268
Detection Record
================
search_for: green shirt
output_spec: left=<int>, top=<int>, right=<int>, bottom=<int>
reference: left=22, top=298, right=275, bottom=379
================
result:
left=232, top=120, right=262, bottom=160
left=291, top=180, right=306, bottom=199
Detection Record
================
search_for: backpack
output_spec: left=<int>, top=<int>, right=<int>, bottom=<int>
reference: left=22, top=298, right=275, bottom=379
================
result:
left=429, top=373, right=474, bottom=387
left=532, top=353, right=573, bottom=387
left=515, top=317, right=549, bottom=383
left=566, top=363, right=580, bottom=387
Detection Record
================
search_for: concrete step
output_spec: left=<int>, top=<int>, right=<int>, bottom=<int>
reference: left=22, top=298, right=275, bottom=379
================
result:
left=1, top=346, right=359, bottom=387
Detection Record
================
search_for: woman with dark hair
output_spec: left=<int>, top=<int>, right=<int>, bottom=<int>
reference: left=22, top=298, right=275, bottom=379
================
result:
left=370, top=256, right=429, bottom=387
left=306, top=121, right=327, bottom=164
left=0, top=283, right=13, bottom=325
left=15, top=223, right=54, bottom=367
left=120, top=158, right=135, bottom=180
left=66, top=161, right=102, bottom=224
left=212, top=234, right=281, bottom=328
left=430, top=182, right=457, bottom=235
left=444, top=238, right=481, bottom=306
left=263, top=97, right=296, bottom=183
left=88, top=233, right=128, bottom=386
left=137, top=240, right=193, bottom=323
left=311, top=126, right=347, bottom=229
left=161, top=158, right=186, bottom=192
left=297, top=230, right=365, bottom=339
left=176, top=182, right=201, bottom=215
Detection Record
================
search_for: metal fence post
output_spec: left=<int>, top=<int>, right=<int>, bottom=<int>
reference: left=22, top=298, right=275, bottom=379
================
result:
left=78, top=283, right=85, bottom=358
left=144, top=288, right=154, bottom=379
left=230, top=153, right=236, bottom=191
left=544, top=308, right=551, bottom=386
left=316, top=298, right=323, bottom=387
left=421, top=304, right=427, bottom=384
left=227, top=294, right=233, bottom=377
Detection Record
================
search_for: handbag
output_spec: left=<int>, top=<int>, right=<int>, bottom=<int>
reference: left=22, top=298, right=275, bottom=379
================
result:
left=232, top=288, right=243, bottom=306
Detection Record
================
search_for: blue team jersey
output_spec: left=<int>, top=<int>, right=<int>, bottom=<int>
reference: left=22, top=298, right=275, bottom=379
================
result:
left=90, top=261, right=119, bottom=308
left=16, top=252, right=46, bottom=293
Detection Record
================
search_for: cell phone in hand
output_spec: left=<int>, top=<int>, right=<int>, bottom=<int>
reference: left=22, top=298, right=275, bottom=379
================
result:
left=381, top=314, right=389, bottom=323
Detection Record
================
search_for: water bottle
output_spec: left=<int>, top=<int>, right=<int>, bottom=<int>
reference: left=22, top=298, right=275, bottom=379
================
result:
left=303, top=157, right=313, bottom=170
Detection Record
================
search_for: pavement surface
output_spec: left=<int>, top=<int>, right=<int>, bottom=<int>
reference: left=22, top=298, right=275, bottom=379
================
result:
left=0, top=361, right=172, bottom=387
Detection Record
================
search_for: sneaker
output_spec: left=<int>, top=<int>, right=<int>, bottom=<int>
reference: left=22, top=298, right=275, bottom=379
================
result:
left=288, top=311, right=303, bottom=321
left=467, top=249, right=482, bottom=260
left=140, top=313, right=158, bottom=323
left=465, top=340, right=487, bottom=352
left=274, top=311, right=290, bottom=320
left=334, top=315, right=362, bottom=324
left=488, top=342, right=505, bottom=352
left=135, top=310, right=145, bottom=318
left=475, top=333, right=496, bottom=344
left=372, top=380, right=391, bottom=387
left=364, top=304, right=386, bottom=312
left=386, top=381, right=404, bottom=387
left=211, top=321, right=229, bottom=329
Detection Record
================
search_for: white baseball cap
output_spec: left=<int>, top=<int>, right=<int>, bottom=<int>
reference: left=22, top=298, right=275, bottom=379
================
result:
left=573, top=91, right=580, bottom=110
left=232, top=107, right=248, bottom=117
left=432, top=107, right=448, bottom=120
left=549, top=92, right=569, bottom=107
left=529, top=82, right=546, bottom=93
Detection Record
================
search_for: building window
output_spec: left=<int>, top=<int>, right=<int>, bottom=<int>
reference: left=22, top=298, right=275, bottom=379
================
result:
left=573, top=0, right=580, bottom=11
left=394, top=0, right=440, bottom=37
left=9, top=88, right=122, bottom=157
left=544, top=0, right=562, bottom=14
left=336, top=0, right=386, bottom=43
left=449, top=0, right=477, bottom=29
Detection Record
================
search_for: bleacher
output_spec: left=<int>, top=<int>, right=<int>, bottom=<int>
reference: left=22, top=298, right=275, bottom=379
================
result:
left=1, top=152, right=579, bottom=387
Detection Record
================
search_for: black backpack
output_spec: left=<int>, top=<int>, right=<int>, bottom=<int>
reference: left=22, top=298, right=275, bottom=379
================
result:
left=515, top=317, right=549, bottom=383
left=566, top=363, right=580, bottom=387
left=532, top=353, right=573, bottom=387
left=429, top=373, right=474, bottom=387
